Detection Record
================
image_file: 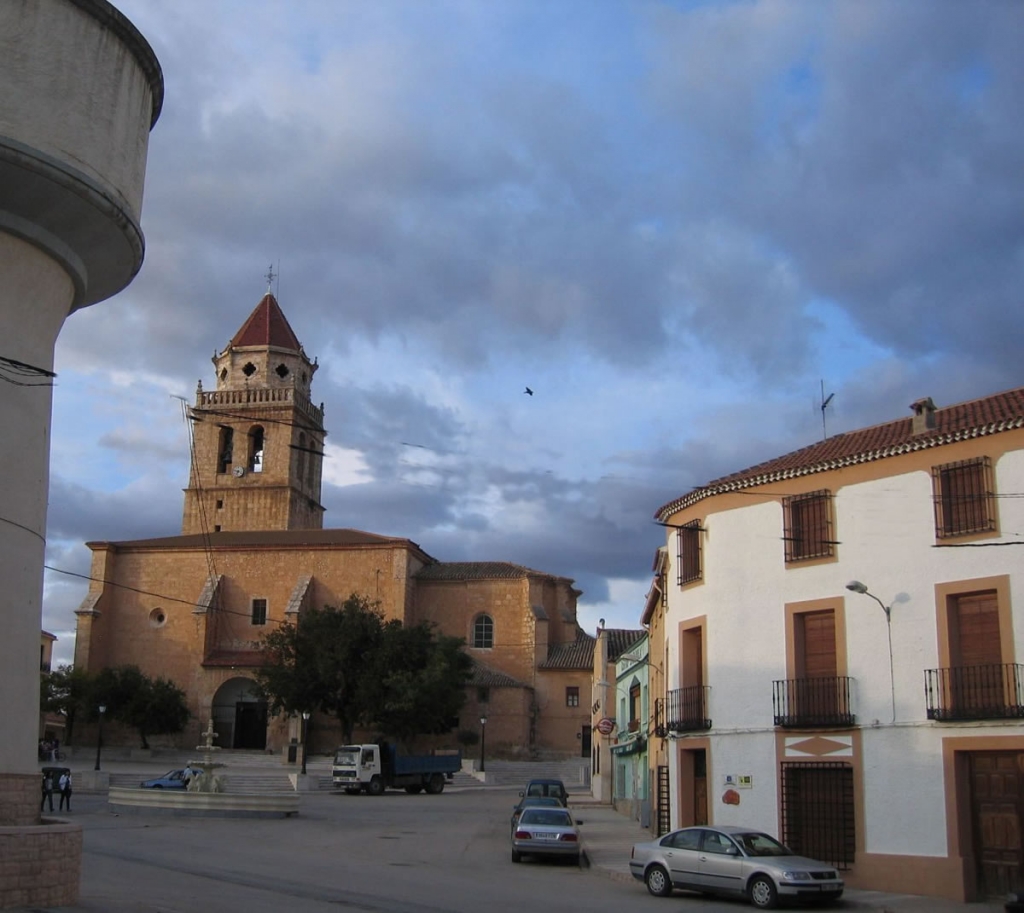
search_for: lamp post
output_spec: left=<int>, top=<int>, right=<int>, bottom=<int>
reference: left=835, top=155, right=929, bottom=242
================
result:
left=479, top=716, right=487, bottom=773
left=301, top=711, right=310, bottom=776
left=94, top=704, right=107, bottom=771
left=846, top=580, right=896, bottom=723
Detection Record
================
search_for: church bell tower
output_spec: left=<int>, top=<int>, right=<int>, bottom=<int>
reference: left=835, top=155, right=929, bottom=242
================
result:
left=182, top=283, right=326, bottom=534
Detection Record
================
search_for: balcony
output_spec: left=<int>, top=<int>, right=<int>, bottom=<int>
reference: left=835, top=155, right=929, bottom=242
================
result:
left=773, top=676, right=855, bottom=728
left=663, top=685, right=711, bottom=733
left=925, top=663, right=1024, bottom=722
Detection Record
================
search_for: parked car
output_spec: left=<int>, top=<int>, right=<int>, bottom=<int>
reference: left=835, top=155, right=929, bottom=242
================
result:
left=519, top=777, right=569, bottom=806
left=629, top=825, right=844, bottom=909
left=510, top=795, right=564, bottom=834
left=511, top=806, right=583, bottom=864
left=140, top=768, right=201, bottom=789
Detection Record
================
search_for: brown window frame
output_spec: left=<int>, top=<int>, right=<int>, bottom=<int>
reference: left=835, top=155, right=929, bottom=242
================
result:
left=566, top=686, right=579, bottom=708
left=932, top=456, right=996, bottom=539
left=251, top=598, right=268, bottom=626
left=677, top=521, right=702, bottom=585
left=783, top=490, right=835, bottom=563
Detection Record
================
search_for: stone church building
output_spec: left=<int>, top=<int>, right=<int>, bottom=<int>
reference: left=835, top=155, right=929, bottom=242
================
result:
left=74, top=290, right=622, bottom=759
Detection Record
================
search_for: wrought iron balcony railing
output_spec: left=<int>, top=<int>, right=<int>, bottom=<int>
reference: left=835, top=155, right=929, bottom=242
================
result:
left=925, top=663, right=1024, bottom=722
left=773, top=676, right=855, bottom=728
left=664, top=685, right=711, bottom=732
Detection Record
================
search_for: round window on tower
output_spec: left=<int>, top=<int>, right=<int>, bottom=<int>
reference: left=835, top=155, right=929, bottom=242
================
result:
left=149, top=608, right=167, bottom=628
left=275, top=363, right=289, bottom=379
left=243, top=362, right=257, bottom=377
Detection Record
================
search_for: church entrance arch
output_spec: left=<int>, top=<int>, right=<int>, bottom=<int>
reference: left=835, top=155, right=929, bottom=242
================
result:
left=211, top=678, right=267, bottom=750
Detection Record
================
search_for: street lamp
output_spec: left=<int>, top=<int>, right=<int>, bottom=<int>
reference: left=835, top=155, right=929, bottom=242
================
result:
left=479, top=716, right=487, bottom=773
left=94, top=703, right=107, bottom=771
left=301, top=711, right=310, bottom=776
left=846, top=580, right=896, bottom=723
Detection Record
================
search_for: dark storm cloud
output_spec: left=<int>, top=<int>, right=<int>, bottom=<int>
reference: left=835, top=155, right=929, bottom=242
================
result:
left=646, top=1, right=1024, bottom=387
left=46, top=476, right=181, bottom=546
left=42, top=0, right=1024, bottom=640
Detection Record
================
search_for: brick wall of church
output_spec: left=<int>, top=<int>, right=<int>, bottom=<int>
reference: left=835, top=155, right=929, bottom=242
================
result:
left=413, top=578, right=540, bottom=686
left=77, top=542, right=419, bottom=749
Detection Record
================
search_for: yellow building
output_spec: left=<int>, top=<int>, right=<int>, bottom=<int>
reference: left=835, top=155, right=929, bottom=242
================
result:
left=74, top=290, right=598, bottom=759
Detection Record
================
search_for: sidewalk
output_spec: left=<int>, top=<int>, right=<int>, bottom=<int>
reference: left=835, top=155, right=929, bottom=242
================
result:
left=568, top=798, right=1005, bottom=912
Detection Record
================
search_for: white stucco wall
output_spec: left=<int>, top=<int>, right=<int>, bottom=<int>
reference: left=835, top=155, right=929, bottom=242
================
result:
left=664, top=447, right=1024, bottom=854
left=0, top=235, right=75, bottom=776
left=0, top=0, right=155, bottom=212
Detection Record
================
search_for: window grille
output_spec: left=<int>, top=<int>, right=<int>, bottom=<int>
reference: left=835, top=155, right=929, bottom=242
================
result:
left=677, top=521, right=702, bottom=585
left=783, top=490, right=834, bottom=562
left=780, top=762, right=855, bottom=869
left=932, top=457, right=996, bottom=538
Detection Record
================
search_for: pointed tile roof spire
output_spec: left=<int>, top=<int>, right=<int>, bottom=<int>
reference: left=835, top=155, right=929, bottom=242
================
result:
left=230, top=292, right=302, bottom=351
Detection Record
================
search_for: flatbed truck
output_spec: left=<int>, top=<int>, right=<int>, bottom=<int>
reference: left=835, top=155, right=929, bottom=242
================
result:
left=332, top=743, right=461, bottom=795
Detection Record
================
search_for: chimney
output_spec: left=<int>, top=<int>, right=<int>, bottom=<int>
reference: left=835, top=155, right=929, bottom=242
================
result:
left=910, top=397, right=937, bottom=435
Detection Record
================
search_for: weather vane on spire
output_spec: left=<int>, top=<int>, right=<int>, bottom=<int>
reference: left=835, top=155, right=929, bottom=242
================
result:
left=265, top=264, right=276, bottom=292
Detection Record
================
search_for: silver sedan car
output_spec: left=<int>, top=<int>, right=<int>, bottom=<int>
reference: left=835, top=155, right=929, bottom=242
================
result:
left=511, top=806, right=582, bottom=864
left=630, top=825, right=844, bottom=909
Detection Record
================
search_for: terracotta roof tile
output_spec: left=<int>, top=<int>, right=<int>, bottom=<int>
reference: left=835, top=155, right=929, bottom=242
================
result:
left=230, top=293, right=303, bottom=351
left=541, top=636, right=594, bottom=670
left=471, top=659, right=529, bottom=689
left=88, top=529, right=428, bottom=554
left=202, top=650, right=263, bottom=668
left=656, top=386, right=1024, bottom=520
left=416, top=561, right=565, bottom=582
left=539, top=629, right=646, bottom=670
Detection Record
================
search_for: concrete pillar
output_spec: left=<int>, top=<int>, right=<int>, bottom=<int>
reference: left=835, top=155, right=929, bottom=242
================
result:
left=0, top=1, right=161, bottom=906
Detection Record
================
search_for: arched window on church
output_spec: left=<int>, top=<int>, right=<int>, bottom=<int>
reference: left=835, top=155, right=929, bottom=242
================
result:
left=473, top=614, right=494, bottom=649
left=248, top=426, right=265, bottom=473
left=217, top=427, right=234, bottom=474
left=297, top=432, right=307, bottom=486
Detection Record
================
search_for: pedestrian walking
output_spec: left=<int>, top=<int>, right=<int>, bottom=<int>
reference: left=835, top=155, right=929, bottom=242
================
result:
left=40, top=772, right=54, bottom=812
left=58, top=771, right=72, bottom=811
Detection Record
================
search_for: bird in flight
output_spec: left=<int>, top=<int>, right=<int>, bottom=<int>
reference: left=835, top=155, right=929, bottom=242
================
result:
left=524, top=387, right=533, bottom=396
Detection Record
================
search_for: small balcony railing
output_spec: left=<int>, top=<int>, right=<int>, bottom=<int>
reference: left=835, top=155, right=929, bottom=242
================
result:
left=664, top=685, right=711, bottom=732
left=773, top=676, right=855, bottom=728
left=925, top=664, right=1024, bottom=722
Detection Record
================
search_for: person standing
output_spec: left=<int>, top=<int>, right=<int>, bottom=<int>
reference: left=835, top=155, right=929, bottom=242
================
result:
left=41, top=772, right=54, bottom=811
left=58, top=771, right=72, bottom=811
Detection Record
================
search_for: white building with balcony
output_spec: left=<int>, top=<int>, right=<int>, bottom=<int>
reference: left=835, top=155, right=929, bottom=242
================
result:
left=652, top=386, right=1024, bottom=903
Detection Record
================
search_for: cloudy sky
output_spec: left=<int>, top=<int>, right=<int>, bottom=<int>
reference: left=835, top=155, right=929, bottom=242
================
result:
left=43, top=0, right=1024, bottom=665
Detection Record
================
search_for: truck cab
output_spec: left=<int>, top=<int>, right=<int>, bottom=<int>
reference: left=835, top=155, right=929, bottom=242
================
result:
left=332, top=744, right=381, bottom=793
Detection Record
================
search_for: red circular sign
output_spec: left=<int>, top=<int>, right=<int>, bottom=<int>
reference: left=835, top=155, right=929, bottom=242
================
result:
left=596, top=717, right=615, bottom=735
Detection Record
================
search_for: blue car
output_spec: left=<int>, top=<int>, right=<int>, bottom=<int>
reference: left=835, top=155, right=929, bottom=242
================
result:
left=140, top=768, right=201, bottom=789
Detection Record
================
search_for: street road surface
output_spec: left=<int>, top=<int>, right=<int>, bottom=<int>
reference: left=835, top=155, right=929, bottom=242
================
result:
left=70, top=788, right=695, bottom=913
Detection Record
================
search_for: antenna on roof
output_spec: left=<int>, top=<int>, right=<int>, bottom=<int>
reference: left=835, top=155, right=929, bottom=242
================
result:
left=820, top=379, right=835, bottom=440
left=264, top=264, right=276, bottom=293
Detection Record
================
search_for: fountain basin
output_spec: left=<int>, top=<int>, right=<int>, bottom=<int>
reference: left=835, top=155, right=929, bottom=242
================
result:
left=108, top=786, right=299, bottom=818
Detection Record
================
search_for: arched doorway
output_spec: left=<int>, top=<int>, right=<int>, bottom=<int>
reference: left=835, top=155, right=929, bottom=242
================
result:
left=211, top=678, right=267, bottom=750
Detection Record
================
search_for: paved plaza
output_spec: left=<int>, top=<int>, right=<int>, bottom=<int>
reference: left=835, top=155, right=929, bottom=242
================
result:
left=20, top=754, right=1006, bottom=913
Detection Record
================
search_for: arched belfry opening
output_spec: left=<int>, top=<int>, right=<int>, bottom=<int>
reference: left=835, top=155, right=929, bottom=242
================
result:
left=181, top=290, right=326, bottom=534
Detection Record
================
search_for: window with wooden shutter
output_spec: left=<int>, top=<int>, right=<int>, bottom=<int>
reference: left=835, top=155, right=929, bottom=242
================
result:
left=784, top=490, right=835, bottom=562
left=933, top=457, right=996, bottom=538
left=677, top=521, right=702, bottom=585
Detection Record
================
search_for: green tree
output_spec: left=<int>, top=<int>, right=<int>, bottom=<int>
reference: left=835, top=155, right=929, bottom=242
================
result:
left=93, top=665, right=190, bottom=749
left=40, top=664, right=94, bottom=746
left=369, top=621, right=473, bottom=750
left=254, top=594, right=385, bottom=743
